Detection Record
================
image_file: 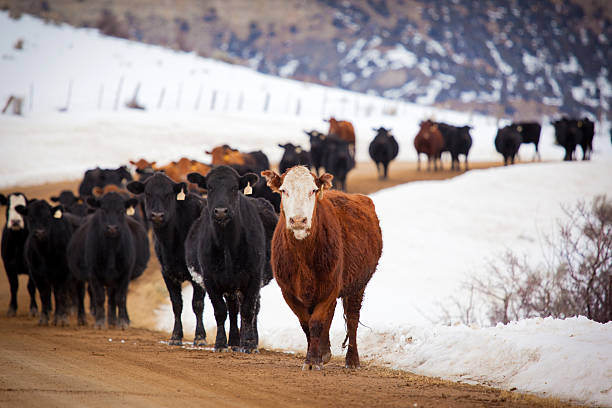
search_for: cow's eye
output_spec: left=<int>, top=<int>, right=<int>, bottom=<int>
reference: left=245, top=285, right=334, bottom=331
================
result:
left=310, top=189, right=318, bottom=196
left=280, top=189, right=288, bottom=196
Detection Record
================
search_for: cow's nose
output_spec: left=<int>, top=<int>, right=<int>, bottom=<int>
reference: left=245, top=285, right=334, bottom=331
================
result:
left=106, top=225, right=118, bottom=235
left=10, top=220, right=21, bottom=228
left=34, top=229, right=46, bottom=238
left=150, top=212, right=165, bottom=223
left=289, top=216, right=307, bottom=227
left=214, top=207, right=228, bottom=219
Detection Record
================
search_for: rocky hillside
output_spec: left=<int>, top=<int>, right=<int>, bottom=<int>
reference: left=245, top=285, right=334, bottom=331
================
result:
left=3, top=0, right=611, bottom=119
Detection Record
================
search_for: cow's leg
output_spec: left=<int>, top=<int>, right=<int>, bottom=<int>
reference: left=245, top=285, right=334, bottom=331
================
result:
left=306, top=295, right=337, bottom=370
left=37, top=279, right=52, bottom=326
left=320, top=299, right=336, bottom=364
left=427, top=155, right=431, bottom=171
left=27, top=276, right=38, bottom=317
left=343, top=288, right=365, bottom=369
left=383, top=161, right=390, bottom=179
left=116, top=280, right=130, bottom=330
left=6, top=269, right=18, bottom=316
left=225, top=293, right=240, bottom=350
left=191, top=282, right=207, bottom=346
left=464, top=155, right=469, bottom=171
left=89, top=277, right=106, bottom=329
left=87, top=284, right=95, bottom=316
left=107, top=286, right=117, bottom=328
left=208, top=289, right=229, bottom=351
left=75, top=280, right=86, bottom=326
left=53, top=281, right=69, bottom=327
left=416, top=153, right=421, bottom=171
left=238, top=285, right=260, bottom=353
left=163, top=275, right=183, bottom=345
left=280, top=291, right=311, bottom=367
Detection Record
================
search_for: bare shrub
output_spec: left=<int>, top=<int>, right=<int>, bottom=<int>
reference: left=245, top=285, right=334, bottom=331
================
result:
left=443, top=195, right=612, bottom=325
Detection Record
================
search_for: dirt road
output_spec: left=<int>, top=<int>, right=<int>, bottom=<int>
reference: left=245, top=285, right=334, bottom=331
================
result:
left=0, top=161, right=576, bottom=408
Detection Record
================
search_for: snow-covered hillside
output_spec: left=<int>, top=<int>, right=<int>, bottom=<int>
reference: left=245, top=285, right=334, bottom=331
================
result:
left=1, top=11, right=612, bottom=407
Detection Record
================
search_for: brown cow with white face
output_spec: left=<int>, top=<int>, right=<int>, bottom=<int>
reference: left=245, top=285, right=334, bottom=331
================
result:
left=262, top=166, right=382, bottom=370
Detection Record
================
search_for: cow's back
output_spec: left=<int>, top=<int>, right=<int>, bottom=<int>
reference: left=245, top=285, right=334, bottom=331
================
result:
left=326, top=191, right=382, bottom=296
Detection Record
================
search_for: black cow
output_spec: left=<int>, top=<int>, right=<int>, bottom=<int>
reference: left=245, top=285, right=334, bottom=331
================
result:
left=577, top=118, right=595, bottom=160
left=15, top=200, right=81, bottom=326
left=127, top=173, right=207, bottom=345
left=369, top=127, right=399, bottom=179
left=495, top=126, right=522, bottom=165
left=250, top=177, right=280, bottom=213
left=78, top=166, right=133, bottom=198
left=0, top=193, right=37, bottom=317
left=305, top=130, right=327, bottom=175
left=278, top=143, right=311, bottom=175
left=553, top=118, right=581, bottom=161
left=51, top=190, right=90, bottom=216
left=437, top=123, right=473, bottom=171
left=186, top=166, right=277, bottom=352
left=67, top=192, right=149, bottom=329
left=323, top=137, right=355, bottom=191
left=509, top=122, right=541, bottom=161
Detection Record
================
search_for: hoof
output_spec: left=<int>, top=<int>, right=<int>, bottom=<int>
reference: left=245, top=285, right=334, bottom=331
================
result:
left=94, top=321, right=105, bottom=330
left=168, top=339, right=182, bottom=346
left=6, top=307, right=16, bottom=317
left=214, top=347, right=229, bottom=353
left=231, top=346, right=240, bottom=352
left=345, top=362, right=360, bottom=369
left=38, top=318, right=49, bottom=326
left=193, top=338, right=207, bottom=347
left=77, top=317, right=87, bottom=327
left=302, top=363, right=311, bottom=371
left=29, top=307, right=38, bottom=317
left=302, top=363, right=321, bottom=371
left=118, top=320, right=129, bottom=330
left=322, top=350, right=332, bottom=364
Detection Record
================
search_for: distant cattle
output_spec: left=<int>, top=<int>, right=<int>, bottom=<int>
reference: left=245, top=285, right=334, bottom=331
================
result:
left=413, top=120, right=444, bottom=171
left=323, top=137, right=355, bottom=191
left=304, top=130, right=327, bottom=175
left=509, top=122, right=541, bottom=161
left=127, top=173, right=207, bottom=345
left=325, top=117, right=355, bottom=158
left=156, top=158, right=211, bottom=184
left=206, top=145, right=270, bottom=174
left=130, top=159, right=157, bottom=182
left=50, top=190, right=89, bottom=216
left=495, top=126, right=522, bottom=165
left=1, top=193, right=37, bottom=317
left=369, top=127, right=399, bottom=179
left=262, top=166, right=382, bottom=370
left=437, top=123, right=473, bottom=171
left=67, top=192, right=149, bottom=329
left=78, top=166, right=133, bottom=198
left=186, top=166, right=277, bottom=352
left=552, top=118, right=594, bottom=161
left=278, top=143, right=311, bottom=175
left=16, top=200, right=81, bottom=326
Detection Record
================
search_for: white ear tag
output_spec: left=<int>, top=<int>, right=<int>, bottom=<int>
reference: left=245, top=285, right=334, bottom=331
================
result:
left=126, top=206, right=135, bottom=216
left=244, top=183, right=252, bottom=195
left=53, top=209, right=63, bottom=219
left=177, top=189, right=186, bottom=201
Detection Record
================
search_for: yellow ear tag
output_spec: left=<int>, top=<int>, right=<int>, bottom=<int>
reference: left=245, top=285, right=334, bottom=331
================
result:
left=244, top=183, right=252, bottom=195
left=321, top=134, right=326, bottom=140
left=177, top=189, right=186, bottom=201
left=295, top=147, right=302, bottom=154
left=126, top=207, right=135, bottom=216
left=517, top=126, right=522, bottom=132
left=53, top=209, right=62, bottom=219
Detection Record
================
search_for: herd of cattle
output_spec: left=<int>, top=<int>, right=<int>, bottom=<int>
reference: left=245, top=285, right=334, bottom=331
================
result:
left=0, top=114, right=599, bottom=369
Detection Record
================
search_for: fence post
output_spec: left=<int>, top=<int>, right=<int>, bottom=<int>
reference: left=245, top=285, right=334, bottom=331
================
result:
left=114, top=76, right=124, bottom=111
left=210, top=90, right=217, bottom=111
left=237, top=91, right=244, bottom=111
left=263, top=92, right=270, bottom=113
left=157, top=87, right=165, bottom=110
left=176, top=82, right=183, bottom=110
left=194, top=84, right=203, bottom=111
left=295, top=98, right=301, bottom=116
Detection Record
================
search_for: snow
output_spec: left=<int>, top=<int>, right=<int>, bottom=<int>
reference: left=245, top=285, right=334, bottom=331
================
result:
left=2, top=12, right=612, bottom=407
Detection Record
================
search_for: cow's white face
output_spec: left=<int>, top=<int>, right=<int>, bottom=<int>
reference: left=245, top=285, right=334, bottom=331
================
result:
left=280, top=167, right=319, bottom=240
left=7, top=194, right=26, bottom=230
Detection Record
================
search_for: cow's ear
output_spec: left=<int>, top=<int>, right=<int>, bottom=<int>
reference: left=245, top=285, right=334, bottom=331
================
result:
left=315, top=173, right=334, bottom=198
left=278, top=143, right=286, bottom=149
left=125, top=198, right=139, bottom=215
left=127, top=181, right=145, bottom=194
left=187, top=172, right=206, bottom=189
left=51, top=205, right=63, bottom=219
left=129, top=160, right=136, bottom=165
left=87, top=197, right=100, bottom=208
left=50, top=196, right=60, bottom=202
left=119, top=166, right=132, bottom=182
left=239, top=173, right=258, bottom=190
left=0, top=194, right=7, bottom=206
left=92, top=186, right=104, bottom=197
left=261, top=170, right=281, bottom=193
left=15, top=204, right=27, bottom=215
left=174, top=182, right=187, bottom=200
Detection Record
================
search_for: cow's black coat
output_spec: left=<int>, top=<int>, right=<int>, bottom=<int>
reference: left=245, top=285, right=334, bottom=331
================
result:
left=368, top=127, right=399, bottom=179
